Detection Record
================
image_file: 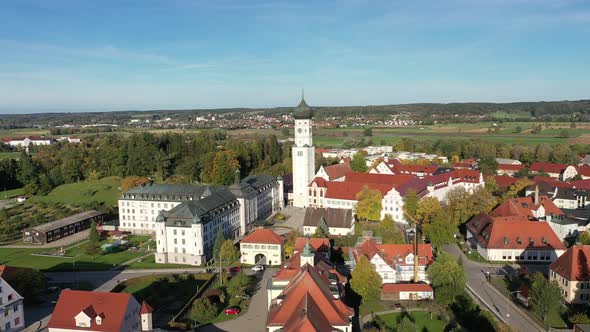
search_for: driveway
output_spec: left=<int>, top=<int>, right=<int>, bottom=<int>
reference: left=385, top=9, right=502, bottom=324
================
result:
left=201, top=268, right=274, bottom=332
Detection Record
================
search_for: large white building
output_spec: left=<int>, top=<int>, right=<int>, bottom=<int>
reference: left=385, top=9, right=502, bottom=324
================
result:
left=1, top=136, right=54, bottom=148
left=0, top=277, right=24, bottom=332
left=155, top=188, right=241, bottom=266
left=118, top=173, right=283, bottom=236
left=291, top=96, right=315, bottom=208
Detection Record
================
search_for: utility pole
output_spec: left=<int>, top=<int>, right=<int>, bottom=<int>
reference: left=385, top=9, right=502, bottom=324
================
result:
left=404, top=209, right=421, bottom=282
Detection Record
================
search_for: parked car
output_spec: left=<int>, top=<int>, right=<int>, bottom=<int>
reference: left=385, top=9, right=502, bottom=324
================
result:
left=252, top=265, right=264, bottom=272
left=235, top=293, right=251, bottom=300
left=228, top=266, right=242, bottom=273
left=224, top=307, right=241, bottom=315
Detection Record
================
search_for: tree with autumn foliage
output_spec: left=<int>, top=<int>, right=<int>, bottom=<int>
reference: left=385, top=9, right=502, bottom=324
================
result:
left=415, top=197, right=442, bottom=225
left=350, top=255, right=382, bottom=303
left=355, top=186, right=382, bottom=221
left=201, top=150, right=240, bottom=185
left=121, top=176, right=149, bottom=192
left=403, top=189, right=420, bottom=220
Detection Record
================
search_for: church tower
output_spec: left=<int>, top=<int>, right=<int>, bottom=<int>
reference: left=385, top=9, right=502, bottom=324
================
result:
left=292, top=93, right=315, bottom=208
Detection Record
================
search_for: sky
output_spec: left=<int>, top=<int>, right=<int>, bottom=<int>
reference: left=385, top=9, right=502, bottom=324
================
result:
left=1, top=0, right=590, bottom=113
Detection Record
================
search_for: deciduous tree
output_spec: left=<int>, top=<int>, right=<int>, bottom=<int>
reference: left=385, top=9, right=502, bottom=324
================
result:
left=377, top=215, right=404, bottom=244
left=403, top=189, right=419, bottom=219
left=121, top=176, right=149, bottom=192
left=220, top=239, right=239, bottom=264
left=529, top=272, right=562, bottom=327
left=355, top=186, right=382, bottom=221
left=428, top=252, right=466, bottom=305
left=350, top=152, right=368, bottom=172
left=415, top=197, right=442, bottom=225
left=350, top=255, right=382, bottom=303
left=191, top=298, right=219, bottom=323
left=423, top=212, right=456, bottom=248
left=213, top=228, right=225, bottom=261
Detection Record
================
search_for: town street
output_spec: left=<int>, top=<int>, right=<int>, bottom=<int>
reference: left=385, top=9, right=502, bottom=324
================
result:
left=443, top=244, right=545, bottom=332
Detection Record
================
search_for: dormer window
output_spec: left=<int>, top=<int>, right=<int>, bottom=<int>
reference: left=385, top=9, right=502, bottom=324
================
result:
left=517, top=237, right=522, bottom=245
left=503, top=237, right=509, bottom=245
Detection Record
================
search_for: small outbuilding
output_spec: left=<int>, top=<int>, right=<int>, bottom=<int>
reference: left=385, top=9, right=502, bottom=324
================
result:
left=22, top=210, right=104, bottom=244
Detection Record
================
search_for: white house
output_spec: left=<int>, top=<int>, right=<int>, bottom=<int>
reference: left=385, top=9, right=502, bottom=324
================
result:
left=48, top=290, right=152, bottom=332
left=303, top=207, right=355, bottom=236
left=155, top=188, right=241, bottom=266
left=1, top=136, right=54, bottom=148
left=381, top=283, right=434, bottom=301
left=531, top=162, right=578, bottom=181
left=240, top=228, right=284, bottom=266
left=0, top=277, right=24, bottom=332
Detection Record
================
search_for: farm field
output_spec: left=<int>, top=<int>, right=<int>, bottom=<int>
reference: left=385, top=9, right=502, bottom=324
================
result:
left=29, top=176, right=122, bottom=207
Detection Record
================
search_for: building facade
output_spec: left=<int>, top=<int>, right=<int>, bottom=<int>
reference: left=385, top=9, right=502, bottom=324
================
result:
left=0, top=277, right=24, bottom=332
left=155, top=189, right=240, bottom=266
left=291, top=97, right=315, bottom=208
left=22, top=210, right=104, bottom=244
left=549, top=245, right=590, bottom=304
left=240, top=228, right=284, bottom=266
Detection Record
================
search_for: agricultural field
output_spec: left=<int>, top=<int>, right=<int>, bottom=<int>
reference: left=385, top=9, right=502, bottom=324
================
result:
left=29, top=176, right=122, bottom=207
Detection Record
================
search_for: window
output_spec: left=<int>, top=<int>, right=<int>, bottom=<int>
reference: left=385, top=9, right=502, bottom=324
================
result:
left=14, top=317, right=20, bottom=326
left=13, top=304, right=18, bottom=312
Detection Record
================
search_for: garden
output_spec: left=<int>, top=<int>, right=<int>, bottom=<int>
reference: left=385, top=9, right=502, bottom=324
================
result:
left=373, top=310, right=449, bottom=332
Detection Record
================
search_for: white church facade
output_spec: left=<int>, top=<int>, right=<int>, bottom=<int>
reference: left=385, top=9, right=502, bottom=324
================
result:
left=291, top=95, right=316, bottom=208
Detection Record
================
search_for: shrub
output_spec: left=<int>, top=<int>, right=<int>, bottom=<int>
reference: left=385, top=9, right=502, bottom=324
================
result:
left=190, top=298, right=219, bottom=323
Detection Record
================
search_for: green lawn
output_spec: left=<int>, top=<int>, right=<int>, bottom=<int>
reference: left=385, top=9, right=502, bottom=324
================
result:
left=126, top=254, right=195, bottom=269
left=360, top=299, right=388, bottom=316
left=466, top=250, right=489, bottom=263
left=29, top=176, right=121, bottom=206
left=116, top=273, right=213, bottom=328
left=378, top=311, right=449, bottom=332
left=0, top=242, right=146, bottom=272
left=1, top=187, right=24, bottom=199
left=0, top=152, right=20, bottom=160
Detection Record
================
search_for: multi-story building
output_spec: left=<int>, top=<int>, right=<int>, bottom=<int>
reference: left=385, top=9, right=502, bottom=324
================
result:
left=119, top=173, right=283, bottom=236
left=0, top=277, right=24, bottom=332
left=531, top=162, right=578, bottom=181
left=240, top=228, right=284, bottom=266
left=155, top=188, right=240, bottom=266
left=550, top=245, right=590, bottom=304
left=350, top=237, right=433, bottom=284
left=1, top=136, right=54, bottom=148
left=291, top=96, right=315, bottom=208
left=48, top=290, right=153, bottom=332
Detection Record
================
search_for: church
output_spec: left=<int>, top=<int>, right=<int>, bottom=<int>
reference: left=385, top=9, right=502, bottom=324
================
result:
left=291, top=94, right=316, bottom=208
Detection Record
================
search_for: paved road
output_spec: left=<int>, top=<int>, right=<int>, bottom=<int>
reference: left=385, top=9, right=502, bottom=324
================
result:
left=201, top=268, right=274, bottom=332
left=443, top=244, right=545, bottom=332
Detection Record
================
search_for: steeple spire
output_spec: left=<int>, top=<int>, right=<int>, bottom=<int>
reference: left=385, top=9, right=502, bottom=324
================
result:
left=301, top=88, right=304, bottom=101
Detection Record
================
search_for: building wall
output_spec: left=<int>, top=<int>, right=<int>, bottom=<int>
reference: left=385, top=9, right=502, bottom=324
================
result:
left=550, top=270, right=590, bottom=304
left=292, top=119, right=315, bottom=208
left=481, top=247, right=565, bottom=262
left=0, top=278, right=24, bottom=332
left=240, top=243, right=283, bottom=265
left=119, top=199, right=182, bottom=234
left=303, top=225, right=353, bottom=236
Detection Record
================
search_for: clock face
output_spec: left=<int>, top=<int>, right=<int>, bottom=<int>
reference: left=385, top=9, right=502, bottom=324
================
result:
left=297, top=128, right=303, bottom=134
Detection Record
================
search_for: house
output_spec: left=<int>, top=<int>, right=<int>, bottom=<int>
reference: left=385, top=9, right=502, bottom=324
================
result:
left=370, top=158, right=438, bottom=178
left=155, top=188, right=240, bottom=266
left=48, top=290, right=153, bottom=332
left=492, top=175, right=519, bottom=189
left=0, top=276, right=25, bottom=331
left=266, top=264, right=353, bottom=332
left=495, top=158, right=522, bottom=165
left=531, top=162, right=578, bottom=181
left=303, top=207, right=355, bottom=236
left=549, top=245, right=590, bottom=304
left=240, top=228, right=284, bottom=266
left=496, top=164, right=525, bottom=176
left=489, top=194, right=564, bottom=223
left=350, top=238, right=433, bottom=284
left=315, top=160, right=351, bottom=182
left=22, top=210, right=104, bottom=244
left=1, top=136, right=54, bottom=148
left=381, top=283, right=434, bottom=301
left=578, top=165, right=590, bottom=180
left=466, top=213, right=566, bottom=262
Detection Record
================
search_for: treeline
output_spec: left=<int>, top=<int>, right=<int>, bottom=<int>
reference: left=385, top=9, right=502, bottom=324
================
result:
left=0, top=132, right=291, bottom=196
left=395, top=137, right=586, bottom=165
left=48, top=127, right=121, bottom=135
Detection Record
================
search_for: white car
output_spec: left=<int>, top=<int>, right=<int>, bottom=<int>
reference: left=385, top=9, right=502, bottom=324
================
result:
left=252, top=265, right=264, bottom=272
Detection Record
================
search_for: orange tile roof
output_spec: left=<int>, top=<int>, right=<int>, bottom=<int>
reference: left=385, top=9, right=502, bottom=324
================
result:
left=140, top=301, right=153, bottom=314
left=324, top=182, right=393, bottom=200
left=241, top=228, right=283, bottom=245
left=492, top=175, right=519, bottom=188
left=531, top=162, right=571, bottom=174
left=48, top=290, right=137, bottom=331
left=490, top=195, right=563, bottom=219
left=323, top=163, right=351, bottom=180
left=497, top=164, right=525, bottom=171
left=294, top=237, right=331, bottom=253
left=267, top=265, right=353, bottom=329
left=382, top=283, right=434, bottom=293
left=355, top=238, right=433, bottom=266
left=550, top=245, right=590, bottom=281
left=344, top=172, right=415, bottom=186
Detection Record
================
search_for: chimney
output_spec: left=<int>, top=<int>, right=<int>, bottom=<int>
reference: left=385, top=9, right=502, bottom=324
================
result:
left=534, top=185, right=539, bottom=205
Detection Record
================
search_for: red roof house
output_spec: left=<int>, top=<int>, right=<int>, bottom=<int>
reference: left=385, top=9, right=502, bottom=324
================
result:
left=241, top=228, right=284, bottom=245
left=549, top=245, right=590, bottom=303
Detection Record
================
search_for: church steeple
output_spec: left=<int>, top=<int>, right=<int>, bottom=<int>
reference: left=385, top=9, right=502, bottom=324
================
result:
left=293, top=91, right=313, bottom=119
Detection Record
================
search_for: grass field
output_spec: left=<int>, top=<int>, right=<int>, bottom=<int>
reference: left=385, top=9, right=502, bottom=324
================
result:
left=0, top=152, right=20, bottom=160
left=126, top=254, right=195, bottom=269
left=0, top=242, right=146, bottom=271
left=378, top=311, right=448, bottom=331
left=1, top=187, right=24, bottom=199
left=29, top=176, right=122, bottom=206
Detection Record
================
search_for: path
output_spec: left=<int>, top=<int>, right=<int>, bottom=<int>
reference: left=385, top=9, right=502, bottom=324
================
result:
left=443, top=244, right=545, bottom=332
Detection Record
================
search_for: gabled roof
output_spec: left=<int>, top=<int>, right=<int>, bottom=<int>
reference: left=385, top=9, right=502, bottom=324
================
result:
left=48, top=290, right=137, bottom=331
left=492, top=175, right=519, bottom=188
left=490, top=195, right=563, bottom=219
left=579, top=165, right=590, bottom=177
left=531, top=162, right=571, bottom=174
left=354, top=238, right=433, bottom=267
left=382, top=283, right=434, bottom=293
left=323, top=182, right=393, bottom=200
left=242, top=228, right=283, bottom=244
left=322, top=163, right=351, bottom=180
left=267, top=265, right=353, bottom=328
left=550, top=245, right=590, bottom=281
left=140, top=301, right=154, bottom=314
left=294, top=237, right=331, bottom=253
left=280, top=293, right=332, bottom=332
left=0, top=265, right=33, bottom=282
left=497, top=164, right=525, bottom=171
left=344, top=172, right=415, bottom=186
left=303, top=207, right=353, bottom=229
left=466, top=214, right=565, bottom=250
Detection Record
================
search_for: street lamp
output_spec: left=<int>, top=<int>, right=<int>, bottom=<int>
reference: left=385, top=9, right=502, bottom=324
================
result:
left=506, top=290, right=521, bottom=325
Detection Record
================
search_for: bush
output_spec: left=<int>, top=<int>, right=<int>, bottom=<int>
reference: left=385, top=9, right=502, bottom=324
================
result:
left=190, top=298, right=219, bottom=323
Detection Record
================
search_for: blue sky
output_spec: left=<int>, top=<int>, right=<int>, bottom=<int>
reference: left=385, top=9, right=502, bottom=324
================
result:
left=1, top=0, right=589, bottom=113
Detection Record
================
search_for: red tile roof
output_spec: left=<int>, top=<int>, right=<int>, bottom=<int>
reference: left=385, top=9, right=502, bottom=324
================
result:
left=497, top=164, right=525, bottom=171
left=382, top=283, right=434, bottom=293
left=241, top=228, right=283, bottom=245
left=140, top=301, right=153, bottom=314
left=355, top=238, right=433, bottom=267
left=0, top=265, right=33, bottom=282
left=324, top=182, right=393, bottom=200
left=550, top=245, right=590, bottom=281
left=294, top=238, right=330, bottom=253
left=466, top=214, right=565, bottom=250
left=490, top=195, right=563, bottom=219
left=267, top=265, right=353, bottom=329
left=322, top=163, right=351, bottom=180
left=531, top=162, right=571, bottom=174
left=578, top=165, right=590, bottom=177
left=48, top=290, right=137, bottom=331
left=492, top=175, right=519, bottom=188
left=344, top=172, right=415, bottom=186
left=572, top=179, right=590, bottom=190
left=452, top=162, right=474, bottom=169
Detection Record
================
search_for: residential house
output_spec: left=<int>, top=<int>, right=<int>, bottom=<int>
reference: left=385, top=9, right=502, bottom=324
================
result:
left=0, top=276, right=24, bottom=331
left=531, top=162, right=578, bottom=181
left=303, top=207, right=355, bottom=236
left=549, top=245, right=590, bottom=304
left=381, top=283, right=434, bottom=301
left=240, top=228, right=284, bottom=266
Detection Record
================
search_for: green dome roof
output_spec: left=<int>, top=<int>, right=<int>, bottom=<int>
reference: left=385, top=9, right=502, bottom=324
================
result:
left=293, top=97, right=314, bottom=119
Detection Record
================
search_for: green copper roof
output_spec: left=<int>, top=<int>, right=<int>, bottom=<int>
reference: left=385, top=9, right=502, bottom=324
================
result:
left=293, top=97, right=313, bottom=119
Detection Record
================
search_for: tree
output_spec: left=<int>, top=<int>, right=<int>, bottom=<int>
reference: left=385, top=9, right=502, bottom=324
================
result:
left=484, top=176, right=500, bottom=195
left=220, top=239, right=239, bottom=264
left=363, top=127, right=373, bottom=137
left=355, top=186, right=382, bottom=221
left=213, top=228, right=225, bottom=262
left=529, top=272, right=562, bottom=327
left=191, top=298, right=219, bottom=323
left=89, top=221, right=100, bottom=243
left=284, top=230, right=301, bottom=258
left=350, top=255, right=382, bottom=303
left=423, top=212, right=456, bottom=248
left=84, top=242, right=101, bottom=258
left=415, top=197, right=442, bottom=225
left=10, top=269, right=47, bottom=304
left=578, top=231, right=590, bottom=245
left=403, top=190, right=419, bottom=219
left=396, top=316, right=416, bottom=332
left=313, top=224, right=329, bottom=238
left=202, top=150, right=240, bottom=185
left=570, top=313, right=590, bottom=324
left=560, top=129, right=570, bottom=138
left=479, top=156, right=497, bottom=175
left=428, top=252, right=466, bottom=305
left=376, top=215, right=404, bottom=244
left=350, top=152, right=368, bottom=172
left=121, top=176, right=149, bottom=192
left=514, top=126, right=522, bottom=133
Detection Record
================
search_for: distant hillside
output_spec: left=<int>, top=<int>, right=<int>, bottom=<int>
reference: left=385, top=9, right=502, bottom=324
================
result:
left=1, top=99, right=589, bottom=128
